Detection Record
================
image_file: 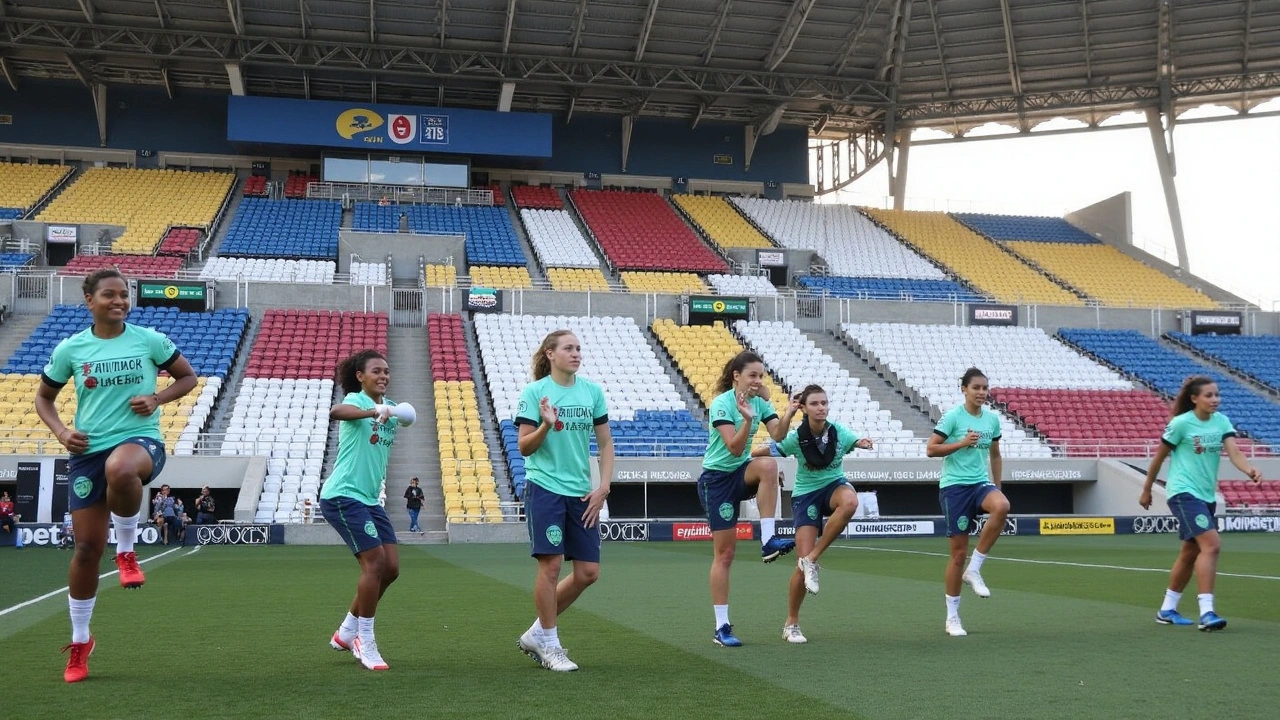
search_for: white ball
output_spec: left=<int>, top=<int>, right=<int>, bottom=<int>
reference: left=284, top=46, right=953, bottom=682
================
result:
left=391, top=402, right=416, bottom=426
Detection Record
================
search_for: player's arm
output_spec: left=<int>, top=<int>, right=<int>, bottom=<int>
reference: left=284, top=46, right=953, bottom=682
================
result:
left=926, top=431, right=977, bottom=457
left=751, top=444, right=774, bottom=458
left=988, top=438, right=1002, bottom=489
left=156, top=356, right=198, bottom=404
left=1223, top=436, right=1263, bottom=482
left=330, top=402, right=379, bottom=421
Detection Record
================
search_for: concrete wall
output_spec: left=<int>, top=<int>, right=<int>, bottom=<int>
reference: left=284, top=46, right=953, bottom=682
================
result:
left=337, top=230, right=465, bottom=279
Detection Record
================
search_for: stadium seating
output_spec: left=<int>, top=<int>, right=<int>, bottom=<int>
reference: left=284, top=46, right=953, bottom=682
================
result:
left=862, top=209, right=1084, bottom=306
left=520, top=208, right=600, bottom=268
left=0, top=252, right=34, bottom=271
left=474, top=315, right=701, bottom=477
left=428, top=313, right=502, bottom=521
left=58, top=254, right=184, bottom=278
left=479, top=183, right=505, bottom=206
left=424, top=263, right=458, bottom=287
left=219, top=198, right=342, bottom=259
left=158, top=227, right=202, bottom=257
left=409, top=206, right=526, bottom=267
left=1057, top=329, right=1280, bottom=447
left=569, top=190, right=727, bottom=273
left=0, top=163, right=70, bottom=214
left=283, top=173, right=317, bottom=199
left=242, top=175, right=268, bottom=198
left=1168, top=332, right=1280, bottom=391
left=671, top=195, right=773, bottom=250
left=952, top=213, right=1099, bottom=244
left=242, top=310, right=386, bottom=379
left=200, top=257, right=336, bottom=284
left=38, top=168, right=233, bottom=255
left=547, top=267, right=610, bottom=292
left=353, top=202, right=401, bottom=232
left=0, top=209, right=20, bottom=220
left=1219, top=479, right=1280, bottom=509
left=798, top=276, right=986, bottom=303
left=469, top=265, right=531, bottom=289
left=511, top=185, right=564, bottom=210
left=990, top=388, right=1171, bottom=456
left=349, top=262, right=388, bottom=285
left=734, top=320, right=917, bottom=456
left=707, top=274, right=777, bottom=296
left=620, top=272, right=707, bottom=295
left=1006, top=242, right=1218, bottom=309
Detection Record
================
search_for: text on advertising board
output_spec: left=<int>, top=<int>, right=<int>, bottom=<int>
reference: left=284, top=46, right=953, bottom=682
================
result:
left=673, top=522, right=753, bottom=541
left=598, top=522, right=650, bottom=541
left=1039, top=517, right=1115, bottom=535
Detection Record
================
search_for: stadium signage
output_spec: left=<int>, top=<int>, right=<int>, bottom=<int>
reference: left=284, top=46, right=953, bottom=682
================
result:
left=139, top=282, right=206, bottom=301
left=672, top=522, right=753, bottom=541
left=1217, top=516, right=1280, bottom=533
left=688, top=295, right=750, bottom=325
left=972, top=517, right=1019, bottom=536
left=1039, top=517, right=1115, bottom=535
left=599, top=522, right=650, bottom=542
left=1131, top=516, right=1180, bottom=534
left=14, top=523, right=162, bottom=547
left=1190, top=311, right=1242, bottom=335
left=192, top=524, right=271, bottom=545
left=968, top=304, right=1018, bottom=326
left=45, top=225, right=77, bottom=244
left=466, top=287, right=502, bottom=313
left=757, top=250, right=786, bottom=267
left=844, top=520, right=935, bottom=536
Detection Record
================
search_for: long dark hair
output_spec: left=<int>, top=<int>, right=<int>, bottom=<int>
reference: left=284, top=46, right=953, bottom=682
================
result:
left=336, top=350, right=386, bottom=395
left=83, top=268, right=125, bottom=297
left=795, top=383, right=826, bottom=410
left=532, top=329, right=575, bottom=381
left=1172, top=375, right=1216, bottom=418
left=715, top=350, right=764, bottom=395
left=960, top=367, right=987, bottom=387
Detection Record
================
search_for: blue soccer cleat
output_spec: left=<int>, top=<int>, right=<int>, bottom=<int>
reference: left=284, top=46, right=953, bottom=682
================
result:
left=713, top=623, right=742, bottom=647
left=1155, top=609, right=1194, bottom=626
left=761, top=536, right=796, bottom=563
left=1198, top=611, right=1227, bottom=632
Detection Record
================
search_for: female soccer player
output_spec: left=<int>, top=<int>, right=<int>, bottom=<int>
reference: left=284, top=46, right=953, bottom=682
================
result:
left=770, top=384, right=873, bottom=644
left=515, top=330, right=613, bottom=672
left=35, top=268, right=198, bottom=683
left=926, top=367, right=1010, bottom=638
left=1140, top=375, right=1262, bottom=631
left=700, top=350, right=794, bottom=648
left=321, top=349, right=415, bottom=671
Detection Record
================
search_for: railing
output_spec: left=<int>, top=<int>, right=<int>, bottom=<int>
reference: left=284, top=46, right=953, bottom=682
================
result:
left=596, top=438, right=1277, bottom=460
left=306, top=182, right=494, bottom=206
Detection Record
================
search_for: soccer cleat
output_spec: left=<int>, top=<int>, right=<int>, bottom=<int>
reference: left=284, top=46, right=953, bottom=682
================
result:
left=1155, top=609, right=1194, bottom=626
left=762, top=536, right=796, bottom=563
left=962, top=570, right=990, bottom=598
left=330, top=631, right=353, bottom=650
left=62, top=636, right=95, bottom=683
left=350, top=636, right=389, bottom=670
left=798, top=556, right=820, bottom=595
left=945, top=617, right=967, bottom=637
left=517, top=631, right=546, bottom=665
left=1198, top=612, right=1227, bottom=632
left=713, top=623, right=742, bottom=647
left=783, top=624, right=807, bottom=644
left=115, top=551, right=145, bottom=589
left=541, top=646, right=579, bottom=672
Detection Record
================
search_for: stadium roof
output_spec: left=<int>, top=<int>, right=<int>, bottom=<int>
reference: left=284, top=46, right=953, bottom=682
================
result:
left=1, top=0, right=1279, bottom=137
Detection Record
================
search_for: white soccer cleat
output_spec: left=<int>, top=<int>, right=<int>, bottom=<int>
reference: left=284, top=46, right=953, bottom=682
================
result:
left=945, top=617, right=968, bottom=637
left=798, top=556, right=820, bottom=595
left=351, top=636, right=389, bottom=670
left=963, top=570, right=991, bottom=598
left=517, top=631, right=546, bottom=665
left=330, top=631, right=353, bottom=651
left=783, top=624, right=807, bottom=644
left=541, top=646, right=579, bottom=672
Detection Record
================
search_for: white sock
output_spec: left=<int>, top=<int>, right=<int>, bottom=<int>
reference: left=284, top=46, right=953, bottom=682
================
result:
left=760, top=517, right=776, bottom=544
left=542, top=625, right=560, bottom=649
left=357, top=616, right=375, bottom=643
left=69, top=595, right=95, bottom=644
left=338, top=612, right=358, bottom=638
left=1198, top=593, right=1215, bottom=616
left=713, top=604, right=730, bottom=629
left=527, top=618, right=544, bottom=637
left=945, top=594, right=961, bottom=620
left=111, top=513, right=138, bottom=554
left=1160, top=589, right=1181, bottom=613
left=966, top=551, right=987, bottom=574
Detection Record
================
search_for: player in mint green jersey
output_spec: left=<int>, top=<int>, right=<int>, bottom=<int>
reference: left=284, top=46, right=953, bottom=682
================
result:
left=926, top=367, right=1010, bottom=637
left=1141, top=375, right=1261, bottom=632
left=35, top=269, right=198, bottom=683
left=770, top=384, right=873, bottom=644
left=515, top=330, right=613, bottom=672
left=700, top=350, right=793, bottom=648
left=320, top=349, right=415, bottom=671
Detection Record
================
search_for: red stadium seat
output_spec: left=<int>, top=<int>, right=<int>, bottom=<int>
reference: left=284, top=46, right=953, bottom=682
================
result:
left=568, top=189, right=727, bottom=273
left=511, top=185, right=564, bottom=210
left=59, top=254, right=184, bottom=278
left=990, top=387, right=1173, bottom=457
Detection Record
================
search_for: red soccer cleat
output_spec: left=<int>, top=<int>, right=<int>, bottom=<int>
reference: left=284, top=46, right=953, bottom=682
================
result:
left=62, top=636, right=95, bottom=683
left=115, top=551, right=145, bottom=589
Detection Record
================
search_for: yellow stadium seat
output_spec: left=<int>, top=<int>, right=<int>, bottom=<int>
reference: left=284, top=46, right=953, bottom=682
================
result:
left=620, top=272, right=708, bottom=295
left=547, top=267, right=611, bottom=292
left=1005, top=241, right=1219, bottom=309
left=469, top=265, right=532, bottom=289
left=0, top=163, right=71, bottom=211
left=863, top=209, right=1083, bottom=306
left=672, top=195, right=774, bottom=250
left=424, top=264, right=458, bottom=287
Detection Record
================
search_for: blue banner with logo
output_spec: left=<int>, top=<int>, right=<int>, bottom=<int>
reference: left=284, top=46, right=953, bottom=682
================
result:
left=227, top=96, right=552, bottom=157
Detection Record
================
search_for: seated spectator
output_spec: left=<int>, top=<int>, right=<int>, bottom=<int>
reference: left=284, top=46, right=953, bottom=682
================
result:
left=173, top=498, right=188, bottom=543
left=0, top=491, right=14, bottom=534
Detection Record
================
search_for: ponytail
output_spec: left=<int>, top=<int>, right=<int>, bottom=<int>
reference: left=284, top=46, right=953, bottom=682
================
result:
left=532, top=330, right=574, bottom=380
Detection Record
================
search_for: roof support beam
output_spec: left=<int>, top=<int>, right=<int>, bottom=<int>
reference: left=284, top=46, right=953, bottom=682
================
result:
left=569, top=0, right=588, bottom=56
left=160, top=65, right=172, bottom=99
left=298, top=0, right=308, bottom=39
left=620, top=115, right=633, bottom=172
left=370, top=0, right=377, bottom=44
left=76, top=0, right=96, bottom=25
left=91, top=82, right=106, bottom=146
left=65, top=55, right=93, bottom=88
left=226, top=0, right=243, bottom=36
left=634, top=0, right=660, bottom=63
left=997, top=0, right=1022, bottom=97
left=154, top=0, right=170, bottom=29
left=832, top=0, right=882, bottom=75
left=438, top=0, right=448, bottom=47
left=702, top=0, right=732, bottom=65
left=1145, top=106, right=1188, bottom=272
left=924, top=0, right=950, bottom=95
left=0, top=57, right=17, bottom=92
left=1079, top=0, right=1092, bottom=81
left=501, top=0, right=516, bottom=53
left=763, top=0, right=816, bottom=72
left=225, top=61, right=245, bottom=95
left=876, top=0, right=912, bottom=84
left=302, top=69, right=310, bottom=99
left=1244, top=0, right=1255, bottom=73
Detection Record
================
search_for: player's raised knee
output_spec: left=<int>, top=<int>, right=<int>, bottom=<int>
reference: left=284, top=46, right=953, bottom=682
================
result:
left=576, top=563, right=600, bottom=587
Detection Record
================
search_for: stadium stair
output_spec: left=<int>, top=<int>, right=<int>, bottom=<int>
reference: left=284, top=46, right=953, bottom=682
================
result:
left=384, top=326, right=448, bottom=542
left=808, top=330, right=938, bottom=439
left=502, top=199, right=546, bottom=284
left=1163, top=332, right=1280, bottom=397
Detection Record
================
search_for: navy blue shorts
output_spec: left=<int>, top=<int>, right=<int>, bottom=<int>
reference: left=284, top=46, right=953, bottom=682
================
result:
left=1167, top=493, right=1218, bottom=542
left=67, top=437, right=166, bottom=513
left=524, top=482, right=600, bottom=563
left=698, top=463, right=757, bottom=532
left=939, top=482, right=999, bottom=537
left=320, top=496, right=398, bottom=555
left=792, top=480, right=854, bottom=530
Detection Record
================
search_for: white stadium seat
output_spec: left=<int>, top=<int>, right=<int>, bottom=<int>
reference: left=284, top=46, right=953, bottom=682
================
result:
left=520, top=208, right=600, bottom=268
left=707, top=274, right=778, bottom=297
left=200, top=257, right=337, bottom=284
left=348, top=261, right=389, bottom=286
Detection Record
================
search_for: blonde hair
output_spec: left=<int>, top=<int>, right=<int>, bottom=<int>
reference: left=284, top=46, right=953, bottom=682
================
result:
left=532, top=330, right=575, bottom=380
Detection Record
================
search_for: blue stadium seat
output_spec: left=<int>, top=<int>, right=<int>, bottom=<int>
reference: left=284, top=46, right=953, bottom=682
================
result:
left=0, top=208, right=23, bottom=220
left=591, top=410, right=706, bottom=457
left=219, top=198, right=342, bottom=259
left=408, top=206, right=527, bottom=267
left=0, top=252, right=34, bottom=271
left=1169, top=332, right=1280, bottom=392
left=353, top=203, right=401, bottom=232
left=797, top=276, right=987, bottom=303
left=1057, top=328, right=1280, bottom=446
left=2, top=305, right=250, bottom=378
left=952, top=213, right=1100, bottom=243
